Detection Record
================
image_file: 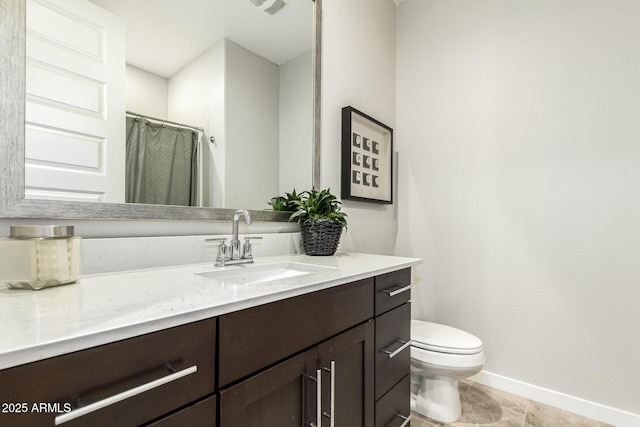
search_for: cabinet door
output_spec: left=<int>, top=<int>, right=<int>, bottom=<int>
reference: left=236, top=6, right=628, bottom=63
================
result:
left=219, top=349, right=318, bottom=427
left=318, top=321, right=375, bottom=427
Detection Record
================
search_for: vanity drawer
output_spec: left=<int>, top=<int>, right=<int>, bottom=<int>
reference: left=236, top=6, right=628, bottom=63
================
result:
left=375, top=302, right=411, bottom=400
left=375, top=268, right=411, bottom=315
left=0, top=318, right=216, bottom=427
left=219, top=278, right=374, bottom=387
left=146, top=395, right=217, bottom=427
left=375, top=374, right=411, bottom=427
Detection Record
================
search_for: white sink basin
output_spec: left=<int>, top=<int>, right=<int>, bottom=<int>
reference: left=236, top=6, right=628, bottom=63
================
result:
left=196, top=261, right=334, bottom=286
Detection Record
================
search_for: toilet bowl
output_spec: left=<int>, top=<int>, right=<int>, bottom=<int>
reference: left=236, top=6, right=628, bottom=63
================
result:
left=410, top=320, right=485, bottom=423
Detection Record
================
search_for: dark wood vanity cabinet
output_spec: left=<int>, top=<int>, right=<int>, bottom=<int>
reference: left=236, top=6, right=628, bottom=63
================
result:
left=376, top=302, right=411, bottom=400
left=219, top=268, right=413, bottom=427
left=374, top=268, right=413, bottom=427
left=0, top=267, right=413, bottom=427
left=318, top=321, right=376, bottom=426
left=146, top=395, right=217, bottom=427
left=219, top=347, right=316, bottom=426
left=375, top=375, right=411, bottom=427
left=218, top=278, right=375, bottom=427
left=218, top=278, right=374, bottom=387
left=375, top=268, right=412, bottom=316
left=220, top=322, right=374, bottom=427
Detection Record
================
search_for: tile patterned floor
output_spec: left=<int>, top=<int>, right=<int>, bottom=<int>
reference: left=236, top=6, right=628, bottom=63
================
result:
left=410, top=380, right=614, bottom=427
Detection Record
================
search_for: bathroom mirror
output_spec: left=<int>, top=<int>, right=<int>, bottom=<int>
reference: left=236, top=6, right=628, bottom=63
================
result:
left=0, top=0, right=321, bottom=221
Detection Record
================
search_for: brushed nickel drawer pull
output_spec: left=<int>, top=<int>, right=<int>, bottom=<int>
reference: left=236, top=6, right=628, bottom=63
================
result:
left=382, top=284, right=411, bottom=297
left=54, top=365, right=198, bottom=425
left=397, top=413, right=412, bottom=427
left=382, top=340, right=412, bottom=359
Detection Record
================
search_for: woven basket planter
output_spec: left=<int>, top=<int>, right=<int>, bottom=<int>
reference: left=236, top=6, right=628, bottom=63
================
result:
left=300, top=220, right=344, bottom=256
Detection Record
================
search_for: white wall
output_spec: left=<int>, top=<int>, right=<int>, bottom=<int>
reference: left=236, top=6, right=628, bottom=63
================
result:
left=126, top=65, right=168, bottom=119
left=168, top=40, right=225, bottom=208
left=225, top=40, right=280, bottom=210
left=279, top=51, right=313, bottom=194
left=321, top=0, right=397, bottom=255
left=396, top=0, right=640, bottom=421
left=169, top=40, right=306, bottom=210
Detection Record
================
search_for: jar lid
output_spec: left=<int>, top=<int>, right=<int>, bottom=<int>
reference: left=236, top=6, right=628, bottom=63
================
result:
left=10, top=225, right=75, bottom=238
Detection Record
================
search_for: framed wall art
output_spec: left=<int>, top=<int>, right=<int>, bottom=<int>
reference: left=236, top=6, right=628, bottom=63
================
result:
left=341, top=106, right=393, bottom=204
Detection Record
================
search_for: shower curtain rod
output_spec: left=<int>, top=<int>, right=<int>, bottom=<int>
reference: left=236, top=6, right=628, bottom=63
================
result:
left=126, top=111, right=204, bottom=133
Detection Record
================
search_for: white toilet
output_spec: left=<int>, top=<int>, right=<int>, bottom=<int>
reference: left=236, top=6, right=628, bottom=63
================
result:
left=410, top=320, right=485, bottom=423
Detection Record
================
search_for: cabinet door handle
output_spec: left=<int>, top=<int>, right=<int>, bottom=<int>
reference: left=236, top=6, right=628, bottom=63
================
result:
left=54, top=365, right=197, bottom=425
left=315, top=369, right=322, bottom=427
left=305, top=369, right=322, bottom=427
left=308, top=369, right=322, bottom=427
left=396, top=413, right=412, bottom=427
left=382, top=284, right=411, bottom=297
left=322, top=361, right=336, bottom=427
left=330, top=361, right=335, bottom=427
left=381, top=340, right=412, bottom=359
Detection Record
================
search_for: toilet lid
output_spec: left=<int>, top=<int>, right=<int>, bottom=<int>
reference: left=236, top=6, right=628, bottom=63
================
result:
left=411, top=320, right=483, bottom=355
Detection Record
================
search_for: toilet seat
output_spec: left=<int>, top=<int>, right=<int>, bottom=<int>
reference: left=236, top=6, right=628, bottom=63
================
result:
left=411, top=320, right=482, bottom=355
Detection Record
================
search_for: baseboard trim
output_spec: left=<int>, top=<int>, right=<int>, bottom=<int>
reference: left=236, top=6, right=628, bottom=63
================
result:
left=472, top=371, right=640, bottom=427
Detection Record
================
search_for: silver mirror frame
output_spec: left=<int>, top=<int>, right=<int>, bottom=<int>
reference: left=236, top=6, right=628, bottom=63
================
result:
left=0, top=0, right=321, bottom=222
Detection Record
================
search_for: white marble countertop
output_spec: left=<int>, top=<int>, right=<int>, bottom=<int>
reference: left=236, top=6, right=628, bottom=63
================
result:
left=0, top=252, right=421, bottom=371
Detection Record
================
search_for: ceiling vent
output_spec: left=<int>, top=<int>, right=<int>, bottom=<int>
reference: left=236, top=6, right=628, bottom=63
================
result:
left=249, top=0, right=288, bottom=15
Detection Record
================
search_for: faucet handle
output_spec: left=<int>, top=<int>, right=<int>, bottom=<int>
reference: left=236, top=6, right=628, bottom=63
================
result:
left=205, top=238, right=229, bottom=265
left=205, top=237, right=227, bottom=245
left=242, top=236, right=263, bottom=259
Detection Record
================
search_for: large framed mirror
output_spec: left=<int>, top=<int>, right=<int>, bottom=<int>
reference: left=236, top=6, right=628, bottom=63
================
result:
left=0, top=0, right=321, bottom=221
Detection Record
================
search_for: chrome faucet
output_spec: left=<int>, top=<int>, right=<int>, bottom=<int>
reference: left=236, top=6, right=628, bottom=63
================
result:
left=206, top=209, right=262, bottom=267
left=231, top=209, right=251, bottom=260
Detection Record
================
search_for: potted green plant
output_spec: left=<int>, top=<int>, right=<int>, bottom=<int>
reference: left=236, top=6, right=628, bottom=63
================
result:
left=289, top=188, right=347, bottom=256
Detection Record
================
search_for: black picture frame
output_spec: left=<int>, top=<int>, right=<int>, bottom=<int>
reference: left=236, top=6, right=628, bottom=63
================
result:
left=341, top=106, right=393, bottom=204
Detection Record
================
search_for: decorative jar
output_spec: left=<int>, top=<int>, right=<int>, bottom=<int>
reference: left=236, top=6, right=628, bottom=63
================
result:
left=0, top=225, right=82, bottom=290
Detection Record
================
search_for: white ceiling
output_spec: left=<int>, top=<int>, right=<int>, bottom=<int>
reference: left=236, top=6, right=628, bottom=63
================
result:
left=88, top=0, right=313, bottom=78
